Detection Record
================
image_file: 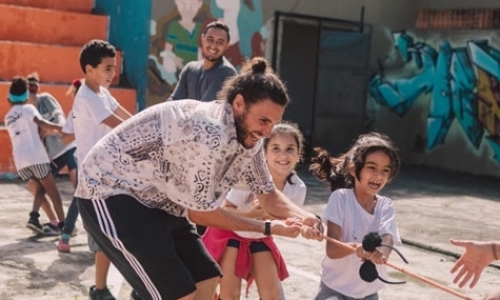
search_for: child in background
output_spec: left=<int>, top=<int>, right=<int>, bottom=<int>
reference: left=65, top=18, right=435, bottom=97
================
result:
left=4, top=76, right=66, bottom=234
left=57, top=78, right=82, bottom=253
left=202, top=122, right=307, bottom=300
left=310, top=132, right=401, bottom=300
left=72, top=39, right=133, bottom=300
left=26, top=72, right=78, bottom=236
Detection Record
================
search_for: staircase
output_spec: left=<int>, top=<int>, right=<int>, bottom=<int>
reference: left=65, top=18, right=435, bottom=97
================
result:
left=0, top=0, right=137, bottom=176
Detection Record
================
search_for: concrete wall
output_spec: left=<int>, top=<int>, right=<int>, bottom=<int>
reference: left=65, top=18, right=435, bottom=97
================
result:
left=262, top=0, right=418, bottom=72
left=147, top=0, right=500, bottom=177
left=147, top=0, right=416, bottom=105
left=368, top=0, right=500, bottom=177
left=417, top=0, right=499, bottom=9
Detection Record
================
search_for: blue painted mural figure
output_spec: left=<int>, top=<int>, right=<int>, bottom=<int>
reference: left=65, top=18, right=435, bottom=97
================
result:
left=369, top=31, right=500, bottom=162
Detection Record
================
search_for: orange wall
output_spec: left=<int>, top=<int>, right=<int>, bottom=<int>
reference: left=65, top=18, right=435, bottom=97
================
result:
left=0, top=0, right=142, bottom=176
left=0, top=129, right=15, bottom=174
left=0, top=42, right=121, bottom=86
left=0, top=4, right=108, bottom=47
left=0, top=0, right=93, bottom=13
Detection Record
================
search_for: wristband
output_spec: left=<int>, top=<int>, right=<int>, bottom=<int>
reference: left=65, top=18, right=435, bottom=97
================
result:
left=264, top=220, right=271, bottom=236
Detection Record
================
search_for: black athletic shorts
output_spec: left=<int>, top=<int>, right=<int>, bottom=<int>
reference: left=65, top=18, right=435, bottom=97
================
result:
left=227, top=238, right=271, bottom=253
left=50, top=147, right=77, bottom=174
left=78, top=195, right=222, bottom=300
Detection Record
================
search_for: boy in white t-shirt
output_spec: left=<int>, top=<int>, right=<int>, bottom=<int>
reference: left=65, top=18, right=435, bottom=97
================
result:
left=4, top=76, right=66, bottom=234
left=72, top=39, right=133, bottom=300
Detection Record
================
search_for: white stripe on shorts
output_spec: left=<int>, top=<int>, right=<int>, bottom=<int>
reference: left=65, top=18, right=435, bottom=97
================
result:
left=92, top=200, right=162, bottom=300
left=18, top=163, right=51, bottom=180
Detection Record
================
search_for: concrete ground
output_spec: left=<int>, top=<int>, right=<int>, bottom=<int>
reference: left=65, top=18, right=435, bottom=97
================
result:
left=0, top=164, right=499, bottom=300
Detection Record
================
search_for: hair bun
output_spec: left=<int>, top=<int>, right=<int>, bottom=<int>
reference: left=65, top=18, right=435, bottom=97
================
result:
left=241, top=57, right=271, bottom=75
left=251, top=57, right=268, bottom=73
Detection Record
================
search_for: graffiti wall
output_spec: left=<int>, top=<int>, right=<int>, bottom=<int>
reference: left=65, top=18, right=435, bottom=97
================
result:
left=147, top=0, right=268, bottom=106
left=369, top=31, right=500, bottom=176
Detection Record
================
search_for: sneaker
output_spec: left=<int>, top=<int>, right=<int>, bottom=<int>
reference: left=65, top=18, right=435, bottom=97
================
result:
left=57, top=238, right=70, bottom=253
left=42, top=223, right=61, bottom=236
left=130, top=290, right=143, bottom=300
left=89, top=285, right=116, bottom=300
left=26, top=212, right=44, bottom=235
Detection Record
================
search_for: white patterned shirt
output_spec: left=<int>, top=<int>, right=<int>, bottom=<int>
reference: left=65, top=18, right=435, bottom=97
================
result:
left=75, top=100, right=275, bottom=217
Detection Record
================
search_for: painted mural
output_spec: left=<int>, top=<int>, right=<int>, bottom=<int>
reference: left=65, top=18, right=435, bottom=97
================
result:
left=147, top=0, right=267, bottom=105
left=369, top=32, right=500, bottom=162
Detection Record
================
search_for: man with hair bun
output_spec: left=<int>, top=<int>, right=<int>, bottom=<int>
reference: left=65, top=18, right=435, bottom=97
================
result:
left=76, top=57, right=323, bottom=299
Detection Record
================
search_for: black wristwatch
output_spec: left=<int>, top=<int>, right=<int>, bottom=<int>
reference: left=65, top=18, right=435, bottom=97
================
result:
left=264, top=220, right=271, bottom=236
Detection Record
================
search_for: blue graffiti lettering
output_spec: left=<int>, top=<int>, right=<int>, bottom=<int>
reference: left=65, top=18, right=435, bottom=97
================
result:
left=369, top=32, right=500, bottom=162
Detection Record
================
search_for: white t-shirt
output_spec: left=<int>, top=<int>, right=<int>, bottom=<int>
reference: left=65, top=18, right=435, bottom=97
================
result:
left=35, top=92, right=76, bottom=160
left=227, top=173, right=306, bottom=238
left=72, top=83, right=118, bottom=166
left=75, top=100, right=275, bottom=217
left=4, top=104, right=50, bottom=169
left=321, top=188, right=401, bottom=298
left=62, top=109, right=75, bottom=135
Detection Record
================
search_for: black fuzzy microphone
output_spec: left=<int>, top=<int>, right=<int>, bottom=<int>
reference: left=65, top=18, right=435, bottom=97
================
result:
left=358, top=232, right=407, bottom=284
left=362, top=232, right=382, bottom=252
left=362, top=232, right=408, bottom=264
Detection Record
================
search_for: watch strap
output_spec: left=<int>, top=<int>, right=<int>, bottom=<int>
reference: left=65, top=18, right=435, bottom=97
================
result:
left=264, top=220, right=271, bottom=236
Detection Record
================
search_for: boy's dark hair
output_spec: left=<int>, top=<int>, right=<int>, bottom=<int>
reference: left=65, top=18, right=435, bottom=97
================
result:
left=217, top=57, right=289, bottom=107
left=9, top=76, right=28, bottom=98
left=79, top=39, right=116, bottom=73
left=203, top=21, right=230, bottom=42
left=309, top=132, right=401, bottom=191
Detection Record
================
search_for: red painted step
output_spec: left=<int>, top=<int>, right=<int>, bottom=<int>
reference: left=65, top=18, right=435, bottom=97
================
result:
left=0, top=129, right=15, bottom=173
left=0, top=0, right=93, bottom=13
left=0, top=41, right=122, bottom=85
left=0, top=4, right=108, bottom=47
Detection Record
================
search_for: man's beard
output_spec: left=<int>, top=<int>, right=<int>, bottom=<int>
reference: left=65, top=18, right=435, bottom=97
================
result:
left=234, top=109, right=249, bottom=147
left=203, top=51, right=223, bottom=62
